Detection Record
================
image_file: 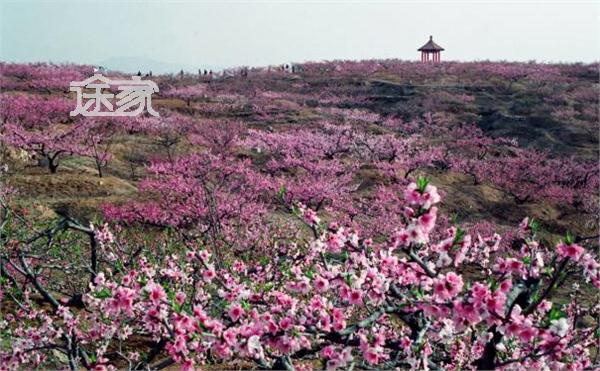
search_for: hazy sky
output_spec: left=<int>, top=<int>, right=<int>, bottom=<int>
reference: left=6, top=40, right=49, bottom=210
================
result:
left=1, top=1, right=598, bottom=71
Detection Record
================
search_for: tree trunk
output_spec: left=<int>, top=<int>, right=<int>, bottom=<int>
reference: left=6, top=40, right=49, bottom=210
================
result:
left=96, top=162, right=103, bottom=178
left=49, top=161, right=59, bottom=174
left=475, top=326, right=501, bottom=370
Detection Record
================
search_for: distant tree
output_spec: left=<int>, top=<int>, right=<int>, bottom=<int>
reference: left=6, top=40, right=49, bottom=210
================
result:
left=0, top=94, right=84, bottom=173
left=137, top=114, right=198, bottom=163
left=79, top=118, right=120, bottom=178
left=163, top=84, right=208, bottom=106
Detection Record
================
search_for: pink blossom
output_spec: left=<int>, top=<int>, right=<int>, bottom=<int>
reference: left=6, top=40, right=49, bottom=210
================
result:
left=171, top=335, right=188, bottom=355
left=223, top=328, right=237, bottom=346
left=146, top=282, right=166, bottom=305
left=364, top=348, right=379, bottom=364
left=348, top=289, right=363, bottom=305
left=279, top=316, right=293, bottom=331
left=498, top=279, right=512, bottom=293
left=181, top=359, right=195, bottom=371
left=175, top=291, right=187, bottom=305
left=556, top=242, right=584, bottom=261
left=418, top=207, right=438, bottom=233
left=333, top=319, right=347, bottom=332
left=404, top=183, right=422, bottom=205
left=112, top=287, right=136, bottom=315
left=228, top=304, right=245, bottom=322
left=518, top=326, right=538, bottom=343
left=313, top=276, right=330, bottom=292
left=406, top=224, right=427, bottom=245
left=433, top=272, right=464, bottom=301
left=321, top=345, right=335, bottom=359
left=203, top=268, right=216, bottom=282
left=485, top=292, right=506, bottom=315
left=422, top=184, right=441, bottom=209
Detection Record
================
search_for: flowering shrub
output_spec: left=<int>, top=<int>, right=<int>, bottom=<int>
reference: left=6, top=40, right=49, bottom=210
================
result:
left=106, top=120, right=447, bottom=249
left=1, top=177, right=598, bottom=370
left=162, top=84, right=208, bottom=106
left=0, top=93, right=87, bottom=173
left=0, top=62, right=94, bottom=92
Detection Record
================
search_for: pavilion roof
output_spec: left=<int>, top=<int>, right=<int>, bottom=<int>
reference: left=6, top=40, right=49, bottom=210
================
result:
left=418, top=36, right=444, bottom=52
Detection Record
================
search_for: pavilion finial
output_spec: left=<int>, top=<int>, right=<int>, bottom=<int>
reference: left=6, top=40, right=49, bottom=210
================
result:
left=429, top=35, right=433, bottom=40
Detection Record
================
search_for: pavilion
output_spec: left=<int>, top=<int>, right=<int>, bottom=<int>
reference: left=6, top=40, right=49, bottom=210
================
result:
left=418, top=36, right=444, bottom=63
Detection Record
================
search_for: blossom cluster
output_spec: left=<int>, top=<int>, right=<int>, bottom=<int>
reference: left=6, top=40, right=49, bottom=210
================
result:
left=1, top=179, right=598, bottom=370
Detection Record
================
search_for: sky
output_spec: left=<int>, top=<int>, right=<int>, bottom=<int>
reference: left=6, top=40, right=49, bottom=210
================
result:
left=1, top=1, right=598, bottom=72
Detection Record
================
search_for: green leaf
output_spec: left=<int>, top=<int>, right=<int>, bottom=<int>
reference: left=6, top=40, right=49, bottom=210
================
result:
left=548, top=306, right=565, bottom=321
left=95, top=288, right=112, bottom=299
left=453, top=228, right=466, bottom=246
left=529, top=218, right=540, bottom=234
left=564, top=231, right=575, bottom=245
left=489, top=279, right=499, bottom=292
left=281, top=264, right=292, bottom=278
left=262, top=282, right=274, bottom=293
left=277, top=185, right=287, bottom=199
left=343, top=273, right=353, bottom=286
left=114, top=260, right=124, bottom=273
left=416, top=176, right=429, bottom=193
left=174, top=302, right=183, bottom=313
left=342, top=250, right=349, bottom=262
left=304, top=265, right=315, bottom=279
left=411, top=287, right=424, bottom=300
